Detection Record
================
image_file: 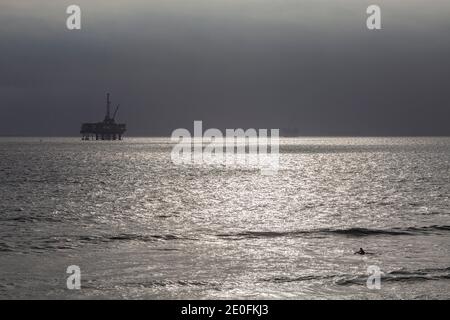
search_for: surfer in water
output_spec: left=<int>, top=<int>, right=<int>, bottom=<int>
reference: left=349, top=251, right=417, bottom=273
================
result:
left=354, top=248, right=366, bottom=255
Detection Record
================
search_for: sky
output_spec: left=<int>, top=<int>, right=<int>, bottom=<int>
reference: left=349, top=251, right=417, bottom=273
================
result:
left=1, top=0, right=449, bottom=136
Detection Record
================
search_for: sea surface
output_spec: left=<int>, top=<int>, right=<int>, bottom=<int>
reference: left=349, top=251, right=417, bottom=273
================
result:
left=0, top=137, right=449, bottom=299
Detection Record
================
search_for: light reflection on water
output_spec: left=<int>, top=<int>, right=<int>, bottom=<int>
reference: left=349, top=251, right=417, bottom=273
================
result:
left=0, top=137, right=449, bottom=299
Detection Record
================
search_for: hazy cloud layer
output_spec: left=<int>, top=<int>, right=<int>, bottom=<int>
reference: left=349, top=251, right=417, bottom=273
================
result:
left=1, top=0, right=449, bottom=135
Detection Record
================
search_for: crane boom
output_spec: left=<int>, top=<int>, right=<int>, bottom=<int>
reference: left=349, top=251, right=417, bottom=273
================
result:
left=106, top=93, right=111, bottom=120
left=112, top=104, right=120, bottom=120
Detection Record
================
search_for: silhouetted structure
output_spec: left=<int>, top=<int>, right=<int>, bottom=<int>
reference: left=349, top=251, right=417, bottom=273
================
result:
left=80, top=93, right=126, bottom=140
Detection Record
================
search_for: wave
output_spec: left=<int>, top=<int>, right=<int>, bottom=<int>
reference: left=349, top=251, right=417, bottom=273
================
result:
left=81, top=279, right=215, bottom=291
left=0, top=215, right=66, bottom=223
left=336, top=267, right=450, bottom=286
left=0, top=244, right=14, bottom=252
left=216, top=225, right=450, bottom=240
left=74, top=232, right=196, bottom=245
left=262, top=274, right=337, bottom=283
left=5, top=224, right=449, bottom=254
left=0, top=232, right=195, bottom=254
left=262, top=266, right=450, bottom=285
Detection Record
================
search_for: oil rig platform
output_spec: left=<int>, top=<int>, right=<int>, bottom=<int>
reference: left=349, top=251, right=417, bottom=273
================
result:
left=80, top=93, right=126, bottom=140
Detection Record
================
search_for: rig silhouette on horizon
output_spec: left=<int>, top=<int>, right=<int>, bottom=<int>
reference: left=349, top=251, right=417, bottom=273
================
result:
left=80, top=93, right=126, bottom=140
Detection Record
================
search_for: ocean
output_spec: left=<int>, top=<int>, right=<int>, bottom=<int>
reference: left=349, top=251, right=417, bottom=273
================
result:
left=0, top=137, right=449, bottom=299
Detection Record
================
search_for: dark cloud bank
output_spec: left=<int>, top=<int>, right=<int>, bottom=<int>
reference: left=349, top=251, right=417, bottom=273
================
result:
left=1, top=0, right=449, bottom=136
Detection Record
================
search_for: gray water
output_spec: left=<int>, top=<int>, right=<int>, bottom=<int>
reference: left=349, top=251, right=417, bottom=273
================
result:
left=0, top=137, right=449, bottom=299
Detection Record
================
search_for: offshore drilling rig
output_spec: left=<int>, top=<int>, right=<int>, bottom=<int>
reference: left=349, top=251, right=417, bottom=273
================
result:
left=80, top=93, right=126, bottom=140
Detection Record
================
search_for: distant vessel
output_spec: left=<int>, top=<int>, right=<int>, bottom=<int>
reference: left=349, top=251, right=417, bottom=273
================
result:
left=80, top=93, right=126, bottom=140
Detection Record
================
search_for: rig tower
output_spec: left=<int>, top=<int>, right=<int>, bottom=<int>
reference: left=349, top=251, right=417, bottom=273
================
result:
left=80, top=93, right=126, bottom=140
